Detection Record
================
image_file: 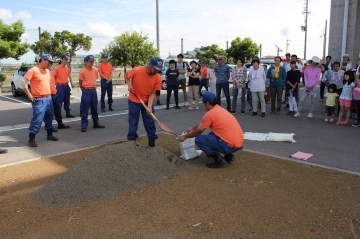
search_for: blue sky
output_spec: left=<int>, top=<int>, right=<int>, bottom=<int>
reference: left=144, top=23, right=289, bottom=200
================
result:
left=1, top=0, right=331, bottom=63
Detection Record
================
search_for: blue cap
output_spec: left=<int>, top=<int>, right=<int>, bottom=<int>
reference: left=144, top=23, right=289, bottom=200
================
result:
left=101, top=53, right=108, bottom=58
left=61, top=54, right=68, bottom=60
left=40, top=54, right=54, bottom=63
left=202, top=92, right=216, bottom=103
left=150, top=57, right=164, bottom=71
left=84, top=55, right=95, bottom=62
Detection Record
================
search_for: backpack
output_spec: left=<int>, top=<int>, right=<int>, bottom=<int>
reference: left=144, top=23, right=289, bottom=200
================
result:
left=175, top=62, right=186, bottom=70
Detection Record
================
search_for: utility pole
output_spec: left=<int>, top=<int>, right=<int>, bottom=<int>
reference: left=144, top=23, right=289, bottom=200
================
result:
left=275, top=45, right=282, bottom=56
left=181, top=38, right=183, bottom=54
left=286, top=38, right=291, bottom=54
left=322, top=19, right=327, bottom=62
left=302, top=0, right=309, bottom=60
left=38, top=27, right=42, bottom=54
left=226, top=41, right=229, bottom=63
left=156, top=0, right=160, bottom=53
left=259, top=44, right=262, bottom=58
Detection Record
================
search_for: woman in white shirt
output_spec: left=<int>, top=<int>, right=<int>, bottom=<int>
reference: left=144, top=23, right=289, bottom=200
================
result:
left=249, top=59, right=266, bottom=117
left=207, top=60, right=217, bottom=94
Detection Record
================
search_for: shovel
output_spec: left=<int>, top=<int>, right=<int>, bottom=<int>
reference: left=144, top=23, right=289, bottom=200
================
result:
left=130, top=89, right=178, bottom=136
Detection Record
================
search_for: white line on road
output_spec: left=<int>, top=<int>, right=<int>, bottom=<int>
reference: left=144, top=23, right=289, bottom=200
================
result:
left=0, top=95, right=31, bottom=105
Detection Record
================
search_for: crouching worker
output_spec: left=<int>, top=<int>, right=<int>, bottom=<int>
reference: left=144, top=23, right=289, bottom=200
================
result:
left=177, top=92, right=244, bottom=168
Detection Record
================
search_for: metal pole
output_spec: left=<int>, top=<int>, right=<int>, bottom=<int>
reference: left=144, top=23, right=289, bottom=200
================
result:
left=286, top=38, right=290, bottom=54
left=181, top=38, right=183, bottom=54
left=226, top=41, right=229, bottom=63
left=323, top=19, right=327, bottom=62
left=156, top=0, right=160, bottom=52
left=304, top=0, right=309, bottom=60
left=38, top=27, right=42, bottom=54
left=259, top=44, right=262, bottom=58
left=341, top=0, right=349, bottom=57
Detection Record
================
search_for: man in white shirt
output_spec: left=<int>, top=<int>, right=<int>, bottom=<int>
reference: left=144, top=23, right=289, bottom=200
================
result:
left=282, top=53, right=291, bottom=70
left=176, top=53, right=188, bottom=106
left=285, top=54, right=303, bottom=73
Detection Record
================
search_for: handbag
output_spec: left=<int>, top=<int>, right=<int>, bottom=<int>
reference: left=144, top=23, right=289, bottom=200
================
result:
left=353, top=84, right=360, bottom=100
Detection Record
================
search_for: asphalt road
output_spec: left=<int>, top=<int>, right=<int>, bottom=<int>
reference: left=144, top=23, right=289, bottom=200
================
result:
left=0, top=84, right=359, bottom=174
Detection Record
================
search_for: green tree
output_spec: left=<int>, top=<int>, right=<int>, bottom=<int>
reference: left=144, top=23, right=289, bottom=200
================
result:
left=0, top=20, right=30, bottom=60
left=30, top=31, right=67, bottom=60
left=195, top=44, right=228, bottom=64
left=105, top=31, right=159, bottom=73
left=227, top=37, right=259, bottom=63
left=31, top=30, right=92, bottom=86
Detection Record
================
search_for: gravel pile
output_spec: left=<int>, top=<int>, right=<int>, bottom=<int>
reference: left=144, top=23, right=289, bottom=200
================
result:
left=34, top=141, right=190, bottom=206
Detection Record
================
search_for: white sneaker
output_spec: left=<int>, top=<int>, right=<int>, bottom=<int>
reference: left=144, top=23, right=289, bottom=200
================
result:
left=195, top=106, right=199, bottom=110
left=293, top=112, right=300, bottom=118
left=188, top=105, right=195, bottom=110
left=307, top=113, right=313, bottom=119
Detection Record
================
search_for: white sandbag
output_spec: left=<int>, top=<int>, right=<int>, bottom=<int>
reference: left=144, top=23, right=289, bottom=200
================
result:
left=244, top=132, right=268, bottom=141
left=180, top=137, right=202, bottom=160
left=266, top=133, right=296, bottom=143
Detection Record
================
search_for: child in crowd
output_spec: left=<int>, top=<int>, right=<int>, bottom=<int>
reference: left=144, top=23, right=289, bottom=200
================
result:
left=165, top=59, right=180, bottom=110
left=319, top=63, right=330, bottom=101
left=352, top=70, right=360, bottom=127
left=263, top=64, right=271, bottom=104
left=337, top=71, right=355, bottom=125
left=187, top=60, right=200, bottom=110
left=285, top=61, right=301, bottom=115
left=324, top=84, right=338, bottom=122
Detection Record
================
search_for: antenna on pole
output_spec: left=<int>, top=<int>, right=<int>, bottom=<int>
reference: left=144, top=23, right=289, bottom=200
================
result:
left=286, top=38, right=291, bottom=54
left=275, top=45, right=283, bottom=56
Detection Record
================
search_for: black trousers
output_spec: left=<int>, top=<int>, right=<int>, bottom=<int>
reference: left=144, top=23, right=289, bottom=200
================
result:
left=320, top=81, right=326, bottom=99
left=166, top=85, right=179, bottom=107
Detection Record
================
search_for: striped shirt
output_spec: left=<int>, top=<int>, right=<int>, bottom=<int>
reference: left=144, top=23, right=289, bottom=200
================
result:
left=231, top=66, right=247, bottom=89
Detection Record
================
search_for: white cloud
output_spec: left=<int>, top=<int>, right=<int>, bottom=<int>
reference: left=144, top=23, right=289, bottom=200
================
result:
left=0, top=8, right=32, bottom=20
left=281, top=27, right=290, bottom=36
left=141, top=23, right=154, bottom=30
left=85, top=22, right=116, bottom=37
left=15, top=10, right=31, bottom=19
left=202, top=12, right=210, bottom=17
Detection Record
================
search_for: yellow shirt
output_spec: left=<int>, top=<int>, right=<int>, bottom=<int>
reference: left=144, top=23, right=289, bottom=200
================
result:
left=274, top=66, right=280, bottom=78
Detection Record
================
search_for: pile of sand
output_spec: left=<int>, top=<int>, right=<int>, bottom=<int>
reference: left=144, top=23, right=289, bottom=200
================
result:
left=34, top=141, right=190, bottom=206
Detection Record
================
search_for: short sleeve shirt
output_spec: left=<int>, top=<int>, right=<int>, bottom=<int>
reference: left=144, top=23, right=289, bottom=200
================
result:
left=188, top=68, right=200, bottom=86
left=340, top=82, right=355, bottom=100
left=214, top=64, right=230, bottom=84
left=53, top=65, right=70, bottom=84
left=24, top=66, right=51, bottom=96
left=324, top=92, right=339, bottom=106
left=176, top=61, right=187, bottom=80
left=50, top=72, right=57, bottom=95
left=79, top=67, right=98, bottom=88
left=127, top=66, right=162, bottom=103
left=98, top=62, right=114, bottom=79
left=165, top=68, right=179, bottom=86
left=199, top=105, right=244, bottom=148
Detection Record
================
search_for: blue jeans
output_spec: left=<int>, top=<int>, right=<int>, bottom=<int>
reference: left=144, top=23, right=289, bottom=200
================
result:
left=199, top=79, right=208, bottom=95
left=216, top=83, right=231, bottom=110
left=127, top=99, right=157, bottom=140
left=55, top=84, right=71, bottom=113
left=52, top=95, right=62, bottom=122
left=81, top=89, right=99, bottom=129
left=100, top=79, right=113, bottom=110
left=29, top=97, right=54, bottom=134
left=195, top=132, right=243, bottom=157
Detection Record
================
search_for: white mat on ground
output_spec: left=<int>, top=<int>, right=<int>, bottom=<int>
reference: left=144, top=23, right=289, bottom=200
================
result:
left=244, top=132, right=296, bottom=143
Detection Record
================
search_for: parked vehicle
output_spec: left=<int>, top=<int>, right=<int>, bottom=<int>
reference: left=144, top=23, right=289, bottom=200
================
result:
left=11, top=66, right=34, bottom=97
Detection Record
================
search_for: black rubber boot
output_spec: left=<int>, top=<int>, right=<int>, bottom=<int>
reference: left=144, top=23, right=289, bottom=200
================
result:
left=28, top=133, right=37, bottom=147
left=47, top=130, right=59, bottom=141
left=109, top=105, right=114, bottom=111
left=157, top=100, right=161, bottom=105
left=224, top=154, right=235, bottom=163
left=148, top=138, right=155, bottom=147
left=51, top=127, right=58, bottom=132
left=93, top=121, right=105, bottom=129
left=57, top=120, right=70, bottom=129
left=207, top=152, right=226, bottom=168
left=66, top=111, right=75, bottom=118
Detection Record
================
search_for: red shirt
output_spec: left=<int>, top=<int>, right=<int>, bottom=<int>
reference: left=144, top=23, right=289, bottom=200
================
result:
left=127, top=66, right=162, bottom=103
left=79, top=67, right=98, bottom=88
left=24, top=66, right=51, bottom=96
left=53, top=65, right=70, bottom=84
